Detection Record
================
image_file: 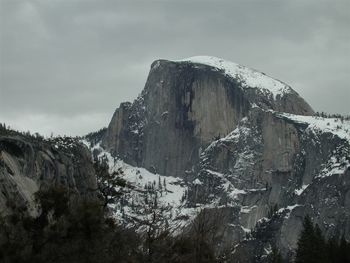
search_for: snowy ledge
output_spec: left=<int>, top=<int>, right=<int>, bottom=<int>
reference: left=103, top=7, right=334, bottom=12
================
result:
left=276, top=112, right=350, bottom=143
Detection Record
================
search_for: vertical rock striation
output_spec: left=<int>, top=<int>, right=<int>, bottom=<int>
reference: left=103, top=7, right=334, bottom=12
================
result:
left=0, top=135, right=97, bottom=216
left=87, top=56, right=349, bottom=260
left=102, top=57, right=314, bottom=178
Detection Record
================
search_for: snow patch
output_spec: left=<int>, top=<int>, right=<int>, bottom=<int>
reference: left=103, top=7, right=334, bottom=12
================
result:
left=295, top=184, right=309, bottom=196
left=278, top=204, right=301, bottom=219
left=240, top=205, right=257, bottom=214
left=317, top=154, right=350, bottom=178
left=277, top=113, right=350, bottom=143
left=204, top=169, right=246, bottom=200
left=83, top=141, right=192, bottom=231
left=241, top=226, right=251, bottom=233
left=193, top=178, right=203, bottom=185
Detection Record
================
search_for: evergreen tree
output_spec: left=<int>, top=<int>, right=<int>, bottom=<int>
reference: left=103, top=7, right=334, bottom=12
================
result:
left=295, top=215, right=316, bottom=263
left=326, top=236, right=338, bottom=263
left=295, top=216, right=350, bottom=263
left=313, top=224, right=327, bottom=263
left=158, top=175, right=162, bottom=191
left=339, top=235, right=350, bottom=263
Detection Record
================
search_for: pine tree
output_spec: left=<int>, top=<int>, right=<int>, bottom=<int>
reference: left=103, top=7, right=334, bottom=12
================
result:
left=158, top=175, right=162, bottom=191
left=154, top=192, right=158, bottom=208
left=294, top=216, right=350, bottom=263
left=339, top=235, right=350, bottom=263
left=326, top=236, right=338, bottom=263
left=313, top=224, right=327, bottom=263
left=295, top=215, right=316, bottom=263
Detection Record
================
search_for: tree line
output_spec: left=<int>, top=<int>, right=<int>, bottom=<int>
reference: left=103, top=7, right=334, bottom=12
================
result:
left=295, top=215, right=350, bottom=263
left=1, top=125, right=349, bottom=262
left=314, top=112, right=350, bottom=121
left=0, top=156, right=226, bottom=263
left=0, top=187, right=228, bottom=263
left=1, top=155, right=349, bottom=263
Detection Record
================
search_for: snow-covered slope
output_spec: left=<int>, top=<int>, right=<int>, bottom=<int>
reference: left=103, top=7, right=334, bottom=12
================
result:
left=176, top=56, right=292, bottom=99
left=82, top=141, right=202, bottom=231
left=84, top=56, right=348, bottom=260
left=93, top=142, right=187, bottom=208
left=276, top=113, right=350, bottom=180
left=277, top=112, right=350, bottom=142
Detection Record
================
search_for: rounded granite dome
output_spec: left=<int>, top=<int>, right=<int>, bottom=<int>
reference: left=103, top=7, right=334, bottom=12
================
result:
left=152, top=56, right=314, bottom=116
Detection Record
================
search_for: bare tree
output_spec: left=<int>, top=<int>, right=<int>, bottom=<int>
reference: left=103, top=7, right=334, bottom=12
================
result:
left=190, top=208, right=226, bottom=263
left=137, top=195, right=172, bottom=262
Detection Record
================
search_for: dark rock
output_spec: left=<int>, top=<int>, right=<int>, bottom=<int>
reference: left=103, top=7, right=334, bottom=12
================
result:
left=0, top=134, right=97, bottom=216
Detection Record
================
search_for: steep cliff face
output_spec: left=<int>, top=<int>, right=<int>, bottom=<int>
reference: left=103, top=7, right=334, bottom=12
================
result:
left=102, top=56, right=313, bottom=178
left=87, top=56, right=348, bottom=260
left=2, top=55, right=347, bottom=261
left=190, top=107, right=350, bottom=258
left=0, top=133, right=97, bottom=216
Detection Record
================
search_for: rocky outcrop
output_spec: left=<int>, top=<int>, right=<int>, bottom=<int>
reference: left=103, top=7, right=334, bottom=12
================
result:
left=102, top=57, right=314, bottom=178
left=0, top=134, right=97, bottom=216
left=2, top=55, right=347, bottom=261
left=87, top=56, right=348, bottom=260
left=189, top=107, right=350, bottom=259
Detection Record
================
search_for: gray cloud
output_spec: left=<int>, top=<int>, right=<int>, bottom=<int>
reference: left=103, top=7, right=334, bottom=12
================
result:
left=1, top=0, right=349, bottom=136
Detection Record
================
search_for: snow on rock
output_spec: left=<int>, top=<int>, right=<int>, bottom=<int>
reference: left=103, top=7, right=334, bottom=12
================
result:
left=176, top=56, right=292, bottom=99
left=205, top=117, right=254, bottom=152
left=295, top=184, right=309, bottom=196
left=204, top=169, right=247, bottom=201
left=278, top=204, right=301, bottom=219
left=241, top=226, right=252, bottom=234
left=276, top=113, right=349, bottom=180
left=277, top=113, right=350, bottom=143
left=81, top=140, right=195, bottom=230
left=317, top=152, right=350, bottom=178
left=89, top=142, right=187, bottom=208
left=240, top=205, right=258, bottom=214
left=86, top=142, right=225, bottom=233
left=193, top=178, right=203, bottom=185
left=48, top=136, right=81, bottom=150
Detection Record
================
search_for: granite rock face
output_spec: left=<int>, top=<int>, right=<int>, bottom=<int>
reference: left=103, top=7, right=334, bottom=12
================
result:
left=0, top=134, right=97, bottom=216
left=96, top=56, right=349, bottom=260
left=2, top=55, right=348, bottom=260
left=191, top=107, right=350, bottom=259
left=102, top=57, right=313, bottom=178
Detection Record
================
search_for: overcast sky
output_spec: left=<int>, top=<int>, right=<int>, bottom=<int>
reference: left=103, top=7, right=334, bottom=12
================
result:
left=0, top=0, right=349, bottom=136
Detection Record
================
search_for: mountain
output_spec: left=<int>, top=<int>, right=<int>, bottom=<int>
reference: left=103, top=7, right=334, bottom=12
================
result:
left=88, top=56, right=349, bottom=261
left=101, top=56, right=313, bottom=178
left=1, top=56, right=349, bottom=262
left=0, top=130, right=97, bottom=216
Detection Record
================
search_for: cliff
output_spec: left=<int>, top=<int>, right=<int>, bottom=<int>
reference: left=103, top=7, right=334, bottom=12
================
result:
left=91, top=56, right=349, bottom=260
left=102, top=56, right=313, bottom=178
left=3, top=55, right=348, bottom=261
left=0, top=131, right=97, bottom=217
left=191, top=107, right=350, bottom=259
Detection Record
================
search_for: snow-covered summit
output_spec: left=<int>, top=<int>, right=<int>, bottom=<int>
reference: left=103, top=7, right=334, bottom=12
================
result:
left=175, top=56, right=292, bottom=99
